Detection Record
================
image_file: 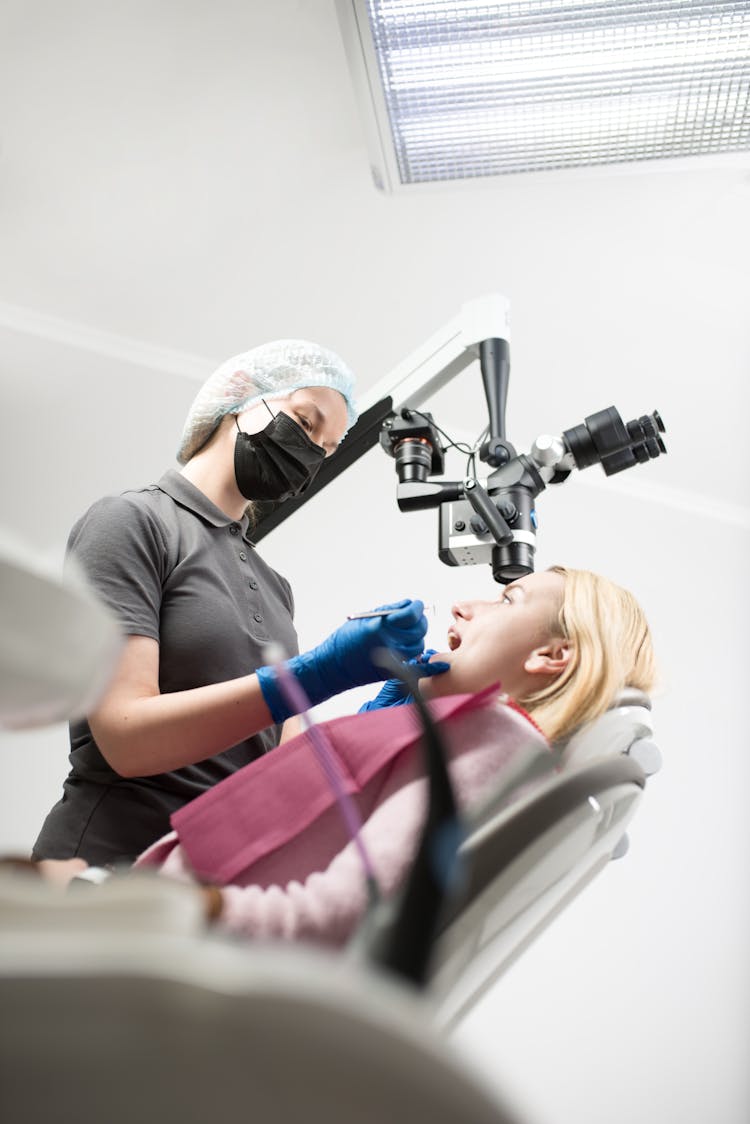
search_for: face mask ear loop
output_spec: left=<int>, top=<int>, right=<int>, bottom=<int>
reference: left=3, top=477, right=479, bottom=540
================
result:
left=235, top=399, right=276, bottom=436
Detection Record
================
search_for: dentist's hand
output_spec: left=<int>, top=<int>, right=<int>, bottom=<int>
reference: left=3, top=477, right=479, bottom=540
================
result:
left=358, top=649, right=450, bottom=712
left=256, top=600, right=431, bottom=723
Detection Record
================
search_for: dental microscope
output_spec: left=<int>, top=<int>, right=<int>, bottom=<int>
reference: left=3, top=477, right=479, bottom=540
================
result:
left=251, top=294, right=667, bottom=584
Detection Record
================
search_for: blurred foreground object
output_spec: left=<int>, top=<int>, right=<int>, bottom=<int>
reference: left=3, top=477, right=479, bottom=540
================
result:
left=0, top=868, right=524, bottom=1124
left=0, top=534, right=121, bottom=729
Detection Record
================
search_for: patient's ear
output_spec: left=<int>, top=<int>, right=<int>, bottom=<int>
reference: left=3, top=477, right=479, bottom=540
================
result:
left=524, top=639, right=572, bottom=680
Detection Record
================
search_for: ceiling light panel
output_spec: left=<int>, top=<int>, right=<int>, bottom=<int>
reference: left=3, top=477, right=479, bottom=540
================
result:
left=338, top=0, right=750, bottom=187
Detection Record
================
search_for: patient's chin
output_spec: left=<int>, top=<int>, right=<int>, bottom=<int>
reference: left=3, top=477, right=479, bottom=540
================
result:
left=419, top=669, right=452, bottom=701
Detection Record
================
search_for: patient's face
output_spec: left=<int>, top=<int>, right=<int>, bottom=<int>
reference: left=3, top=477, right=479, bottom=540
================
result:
left=422, top=571, right=566, bottom=703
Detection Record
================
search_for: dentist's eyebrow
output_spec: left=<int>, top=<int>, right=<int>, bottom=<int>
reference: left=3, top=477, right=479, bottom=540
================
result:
left=293, top=398, right=326, bottom=428
left=292, top=393, right=323, bottom=419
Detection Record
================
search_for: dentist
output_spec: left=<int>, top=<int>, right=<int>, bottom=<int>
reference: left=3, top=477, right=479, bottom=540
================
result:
left=33, top=340, right=443, bottom=867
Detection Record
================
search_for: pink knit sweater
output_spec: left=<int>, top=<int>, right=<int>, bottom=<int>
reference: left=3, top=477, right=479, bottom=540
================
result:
left=135, top=689, right=549, bottom=947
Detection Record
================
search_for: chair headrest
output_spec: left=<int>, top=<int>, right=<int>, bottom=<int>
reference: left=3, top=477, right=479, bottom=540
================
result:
left=558, top=689, right=662, bottom=777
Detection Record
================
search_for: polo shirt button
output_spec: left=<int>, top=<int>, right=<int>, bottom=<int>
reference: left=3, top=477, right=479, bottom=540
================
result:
left=239, top=551, right=247, bottom=561
left=254, top=612, right=263, bottom=623
left=229, top=524, right=240, bottom=535
left=248, top=580, right=258, bottom=590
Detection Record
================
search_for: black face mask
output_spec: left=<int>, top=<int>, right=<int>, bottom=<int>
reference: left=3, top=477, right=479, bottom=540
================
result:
left=234, top=410, right=326, bottom=502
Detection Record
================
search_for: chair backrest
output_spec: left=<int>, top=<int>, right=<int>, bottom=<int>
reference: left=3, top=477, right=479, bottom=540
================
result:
left=427, top=690, right=660, bottom=1030
left=428, top=755, right=646, bottom=1030
left=561, top=687, right=661, bottom=776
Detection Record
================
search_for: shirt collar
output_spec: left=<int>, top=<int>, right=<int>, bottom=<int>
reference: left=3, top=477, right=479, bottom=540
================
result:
left=157, top=469, right=252, bottom=539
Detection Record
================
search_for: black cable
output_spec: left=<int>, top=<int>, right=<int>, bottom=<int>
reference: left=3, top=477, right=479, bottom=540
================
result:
left=405, top=407, right=489, bottom=483
left=405, top=407, right=475, bottom=458
left=364, top=649, right=468, bottom=988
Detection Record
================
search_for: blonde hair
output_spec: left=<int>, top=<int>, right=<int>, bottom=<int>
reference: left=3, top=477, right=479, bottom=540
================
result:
left=521, top=566, right=657, bottom=745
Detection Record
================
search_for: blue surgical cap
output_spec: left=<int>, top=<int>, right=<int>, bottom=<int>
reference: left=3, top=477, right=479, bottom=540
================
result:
left=177, top=339, right=358, bottom=464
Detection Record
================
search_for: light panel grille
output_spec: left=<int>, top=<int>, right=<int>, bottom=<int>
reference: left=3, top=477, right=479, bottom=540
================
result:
left=361, top=0, right=750, bottom=182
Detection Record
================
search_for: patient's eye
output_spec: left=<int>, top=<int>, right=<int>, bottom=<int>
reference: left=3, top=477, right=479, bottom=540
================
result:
left=295, top=412, right=313, bottom=433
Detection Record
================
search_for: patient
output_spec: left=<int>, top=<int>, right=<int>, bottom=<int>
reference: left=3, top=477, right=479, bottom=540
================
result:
left=36, top=567, right=657, bottom=946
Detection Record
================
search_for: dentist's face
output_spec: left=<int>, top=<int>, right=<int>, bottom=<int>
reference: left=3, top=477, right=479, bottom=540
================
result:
left=423, top=571, right=567, bottom=703
left=237, top=386, right=349, bottom=456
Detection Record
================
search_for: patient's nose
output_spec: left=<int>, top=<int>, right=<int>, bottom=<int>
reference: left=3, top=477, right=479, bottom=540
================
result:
left=451, top=599, right=477, bottom=621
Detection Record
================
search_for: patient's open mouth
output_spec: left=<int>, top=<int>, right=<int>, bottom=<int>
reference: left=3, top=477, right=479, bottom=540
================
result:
left=447, top=628, right=461, bottom=651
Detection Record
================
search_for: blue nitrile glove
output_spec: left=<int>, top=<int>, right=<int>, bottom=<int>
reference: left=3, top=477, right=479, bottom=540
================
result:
left=256, top=599, right=430, bottom=723
left=358, top=649, right=450, bottom=712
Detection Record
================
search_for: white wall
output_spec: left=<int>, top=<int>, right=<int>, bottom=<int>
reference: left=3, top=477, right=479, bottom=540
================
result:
left=1, top=3, right=749, bottom=1119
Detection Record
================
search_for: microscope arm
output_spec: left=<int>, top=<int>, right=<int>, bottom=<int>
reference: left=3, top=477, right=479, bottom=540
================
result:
left=355, top=294, right=510, bottom=416
left=249, top=295, right=511, bottom=542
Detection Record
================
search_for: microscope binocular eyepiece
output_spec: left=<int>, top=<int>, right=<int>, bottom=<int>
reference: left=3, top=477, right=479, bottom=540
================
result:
left=562, top=407, right=666, bottom=477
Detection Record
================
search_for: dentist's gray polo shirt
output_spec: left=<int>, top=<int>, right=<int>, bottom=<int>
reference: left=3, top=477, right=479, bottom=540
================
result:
left=33, top=470, right=299, bottom=866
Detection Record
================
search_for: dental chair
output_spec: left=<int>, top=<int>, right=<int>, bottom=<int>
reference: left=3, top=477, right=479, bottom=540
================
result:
left=426, top=689, right=661, bottom=1030
left=0, top=540, right=524, bottom=1124
left=0, top=541, right=659, bottom=1122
